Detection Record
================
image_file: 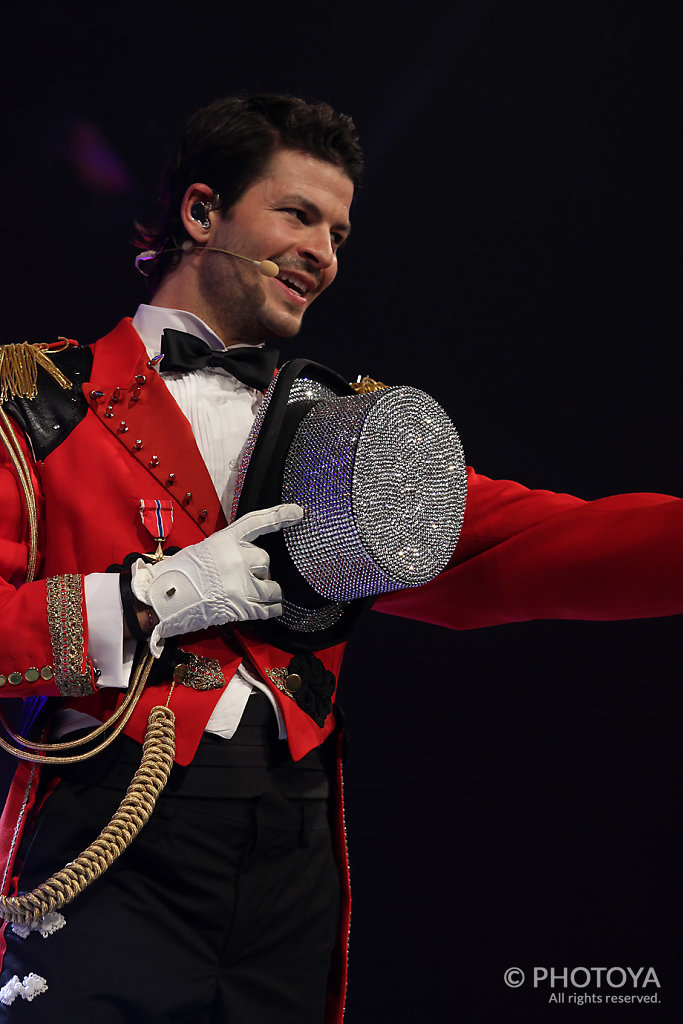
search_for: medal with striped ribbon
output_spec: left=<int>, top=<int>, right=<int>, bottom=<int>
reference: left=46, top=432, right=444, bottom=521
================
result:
left=139, top=498, right=174, bottom=561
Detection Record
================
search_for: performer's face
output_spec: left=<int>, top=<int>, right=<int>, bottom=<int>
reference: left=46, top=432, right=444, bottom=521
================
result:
left=196, top=148, right=353, bottom=343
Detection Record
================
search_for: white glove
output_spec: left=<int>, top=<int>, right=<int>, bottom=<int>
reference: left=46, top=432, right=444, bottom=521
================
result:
left=132, top=503, right=303, bottom=657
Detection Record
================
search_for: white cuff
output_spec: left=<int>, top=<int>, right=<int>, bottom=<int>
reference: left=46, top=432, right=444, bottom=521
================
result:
left=83, top=573, right=134, bottom=689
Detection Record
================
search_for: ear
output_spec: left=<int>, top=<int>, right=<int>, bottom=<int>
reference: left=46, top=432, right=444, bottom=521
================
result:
left=179, top=183, right=220, bottom=244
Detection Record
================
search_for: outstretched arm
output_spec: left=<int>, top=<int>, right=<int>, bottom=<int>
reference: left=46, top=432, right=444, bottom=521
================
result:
left=373, top=467, right=683, bottom=629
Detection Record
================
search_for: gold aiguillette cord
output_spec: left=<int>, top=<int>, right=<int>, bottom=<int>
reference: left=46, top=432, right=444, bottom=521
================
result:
left=0, top=651, right=178, bottom=925
left=0, top=373, right=178, bottom=924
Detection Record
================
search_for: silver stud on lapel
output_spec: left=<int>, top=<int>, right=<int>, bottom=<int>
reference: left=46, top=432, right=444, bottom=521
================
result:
left=112, top=387, right=121, bottom=403
left=135, top=374, right=147, bottom=385
left=89, top=390, right=105, bottom=401
left=166, top=473, right=175, bottom=485
left=118, top=421, right=128, bottom=433
left=133, top=439, right=143, bottom=450
left=104, top=406, right=114, bottom=418
left=183, top=492, right=192, bottom=505
left=147, top=354, right=164, bottom=370
left=199, top=509, right=208, bottom=520
left=150, top=455, right=159, bottom=467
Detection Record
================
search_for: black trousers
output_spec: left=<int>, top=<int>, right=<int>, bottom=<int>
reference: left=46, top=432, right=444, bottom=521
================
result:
left=0, top=695, right=340, bottom=1023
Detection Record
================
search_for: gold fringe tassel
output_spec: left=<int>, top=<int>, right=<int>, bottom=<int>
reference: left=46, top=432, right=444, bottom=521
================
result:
left=0, top=340, right=73, bottom=404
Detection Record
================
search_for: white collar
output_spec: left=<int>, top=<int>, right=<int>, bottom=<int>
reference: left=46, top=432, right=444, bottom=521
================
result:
left=131, top=304, right=264, bottom=361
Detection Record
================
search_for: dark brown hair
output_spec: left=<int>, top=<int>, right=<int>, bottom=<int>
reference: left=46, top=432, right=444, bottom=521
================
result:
left=135, top=93, right=363, bottom=286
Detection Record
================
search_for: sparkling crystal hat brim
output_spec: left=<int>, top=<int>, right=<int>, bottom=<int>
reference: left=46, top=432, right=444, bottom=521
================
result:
left=232, top=360, right=467, bottom=653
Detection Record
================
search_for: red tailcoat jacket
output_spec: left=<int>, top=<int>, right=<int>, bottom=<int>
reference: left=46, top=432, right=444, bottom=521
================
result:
left=1, top=318, right=682, bottom=1020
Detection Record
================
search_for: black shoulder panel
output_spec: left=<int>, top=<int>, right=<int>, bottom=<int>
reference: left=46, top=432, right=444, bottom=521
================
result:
left=2, top=345, right=94, bottom=461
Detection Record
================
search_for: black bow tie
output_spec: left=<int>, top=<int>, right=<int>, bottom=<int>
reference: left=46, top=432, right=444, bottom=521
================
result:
left=159, top=329, right=278, bottom=392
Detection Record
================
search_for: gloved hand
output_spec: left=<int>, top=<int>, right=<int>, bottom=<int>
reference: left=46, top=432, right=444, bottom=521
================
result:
left=131, top=503, right=303, bottom=657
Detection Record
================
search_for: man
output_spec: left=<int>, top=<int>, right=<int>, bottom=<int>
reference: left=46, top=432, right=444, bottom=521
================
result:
left=0, top=93, right=680, bottom=1023
left=0, top=94, right=362, bottom=1024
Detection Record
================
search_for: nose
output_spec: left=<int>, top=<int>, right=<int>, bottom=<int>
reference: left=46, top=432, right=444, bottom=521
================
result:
left=299, top=226, right=335, bottom=270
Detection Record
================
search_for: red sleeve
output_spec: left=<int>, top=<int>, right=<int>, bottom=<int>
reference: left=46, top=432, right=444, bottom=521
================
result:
left=0, top=419, right=95, bottom=698
left=373, top=466, right=683, bottom=629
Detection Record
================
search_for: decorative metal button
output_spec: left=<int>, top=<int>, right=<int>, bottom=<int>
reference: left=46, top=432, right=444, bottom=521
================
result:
left=134, top=440, right=143, bottom=450
left=266, top=658, right=335, bottom=726
left=183, top=492, right=192, bottom=504
left=166, top=473, right=175, bottom=484
left=147, top=354, right=164, bottom=370
left=24, top=668, right=40, bottom=683
left=40, top=666, right=54, bottom=680
left=118, top=421, right=128, bottom=433
left=135, top=374, right=146, bottom=385
left=286, top=672, right=303, bottom=693
left=199, top=509, right=208, bottom=520
left=89, top=390, right=105, bottom=400
left=104, top=407, right=114, bottom=418
left=8, top=672, right=23, bottom=686
left=131, top=387, right=142, bottom=402
left=111, top=387, right=121, bottom=403
left=150, top=456, right=159, bottom=467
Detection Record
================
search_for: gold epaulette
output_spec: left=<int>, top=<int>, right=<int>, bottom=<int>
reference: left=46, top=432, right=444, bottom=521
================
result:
left=349, top=375, right=388, bottom=394
left=0, top=338, right=75, bottom=404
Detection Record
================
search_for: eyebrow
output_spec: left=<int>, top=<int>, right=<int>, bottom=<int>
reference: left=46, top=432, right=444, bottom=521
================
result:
left=279, top=192, right=352, bottom=238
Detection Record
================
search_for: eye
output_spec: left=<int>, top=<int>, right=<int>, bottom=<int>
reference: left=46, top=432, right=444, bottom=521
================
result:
left=331, top=231, right=346, bottom=251
left=282, top=207, right=307, bottom=223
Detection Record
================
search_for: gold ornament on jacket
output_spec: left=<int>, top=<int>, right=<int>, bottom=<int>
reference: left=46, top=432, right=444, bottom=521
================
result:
left=0, top=339, right=74, bottom=404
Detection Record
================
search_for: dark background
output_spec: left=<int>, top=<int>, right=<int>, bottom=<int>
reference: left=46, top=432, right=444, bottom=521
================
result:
left=1, top=2, right=681, bottom=1020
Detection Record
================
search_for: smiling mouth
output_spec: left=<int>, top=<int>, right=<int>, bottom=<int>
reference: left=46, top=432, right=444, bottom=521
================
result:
left=277, top=272, right=311, bottom=299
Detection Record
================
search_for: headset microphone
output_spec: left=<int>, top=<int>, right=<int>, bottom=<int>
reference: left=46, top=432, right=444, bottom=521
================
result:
left=135, top=244, right=279, bottom=278
left=198, top=246, right=280, bottom=277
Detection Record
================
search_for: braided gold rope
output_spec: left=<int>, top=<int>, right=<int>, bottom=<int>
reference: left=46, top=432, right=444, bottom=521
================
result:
left=0, top=407, right=39, bottom=583
left=0, top=339, right=74, bottom=580
left=0, top=357, right=178, bottom=927
left=0, top=652, right=152, bottom=764
left=0, top=700, right=176, bottom=925
left=0, top=405, right=149, bottom=766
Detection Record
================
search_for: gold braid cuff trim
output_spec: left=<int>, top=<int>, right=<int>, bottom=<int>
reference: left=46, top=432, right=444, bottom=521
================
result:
left=0, top=340, right=73, bottom=404
left=46, top=575, right=96, bottom=697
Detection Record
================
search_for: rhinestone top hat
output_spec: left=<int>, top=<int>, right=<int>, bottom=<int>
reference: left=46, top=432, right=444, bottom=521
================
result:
left=232, top=359, right=467, bottom=652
